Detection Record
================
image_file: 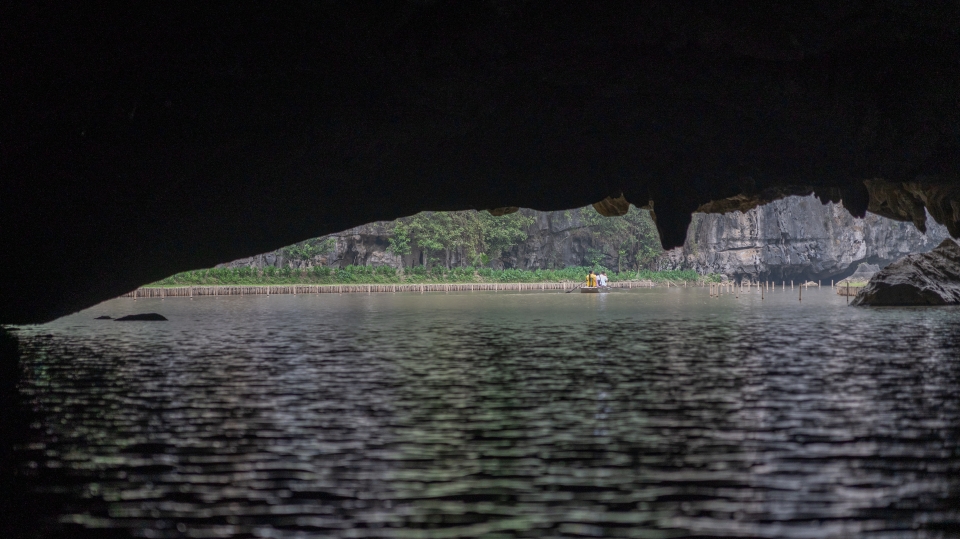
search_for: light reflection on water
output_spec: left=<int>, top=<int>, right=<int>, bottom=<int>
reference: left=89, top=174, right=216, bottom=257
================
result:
left=12, top=288, right=960, bottom=538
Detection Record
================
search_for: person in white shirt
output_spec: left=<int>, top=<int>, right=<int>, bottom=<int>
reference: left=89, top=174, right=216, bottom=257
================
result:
left=598, top=272, right=608, bottom=287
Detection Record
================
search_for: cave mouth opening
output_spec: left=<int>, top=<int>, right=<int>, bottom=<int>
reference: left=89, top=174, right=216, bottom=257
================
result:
left=130, top=191, right=946, bottom=298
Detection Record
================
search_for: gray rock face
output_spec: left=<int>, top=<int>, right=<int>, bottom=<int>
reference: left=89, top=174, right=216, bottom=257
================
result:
left=852, top=239, right=960, bottom=306
left=219, top=208, right=627, bottom=271
left=656, top=196, right=949, bottom=281
left=220, top=195, right=949, bottom=280
left=220, top=221, right=404, bottom=270
left=499, top=209, right=616, bottom=270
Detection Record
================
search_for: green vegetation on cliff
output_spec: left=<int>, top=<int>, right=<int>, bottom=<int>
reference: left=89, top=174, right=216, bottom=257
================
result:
left=387, top=209, right=536, bottom=267
left=149, top=266, right=715, bottom=287
left=576, top=205, right=662, bottom=271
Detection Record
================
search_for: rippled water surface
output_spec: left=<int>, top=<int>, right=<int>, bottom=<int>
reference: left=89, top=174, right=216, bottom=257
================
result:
left=9, top=287, right=960, bottom=538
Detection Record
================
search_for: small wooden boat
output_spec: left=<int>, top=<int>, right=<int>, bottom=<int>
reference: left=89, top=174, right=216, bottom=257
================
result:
left=580, top=286, right=611, bottom=293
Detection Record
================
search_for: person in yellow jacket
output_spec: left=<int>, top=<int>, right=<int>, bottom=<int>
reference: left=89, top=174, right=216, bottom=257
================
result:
left=586, top=271, right=597, bottom=287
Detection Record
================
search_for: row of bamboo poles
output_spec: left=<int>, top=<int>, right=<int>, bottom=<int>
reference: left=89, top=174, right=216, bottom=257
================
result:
left=709, top=279, right=815, bottom=300
left=120, top=280, right=669, bottom=299
left=707, top=279, right=865, bottom=303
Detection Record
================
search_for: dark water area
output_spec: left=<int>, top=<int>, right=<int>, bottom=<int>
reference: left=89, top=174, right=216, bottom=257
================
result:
left=6, top=288, right=960, bottom=538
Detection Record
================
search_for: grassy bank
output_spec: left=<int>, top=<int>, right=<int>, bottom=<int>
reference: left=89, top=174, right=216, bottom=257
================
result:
left=148, top=266, right=719, bottom=287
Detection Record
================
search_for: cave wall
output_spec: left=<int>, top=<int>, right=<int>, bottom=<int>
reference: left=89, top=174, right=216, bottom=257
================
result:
left=657, top=196, right=949, bottom=281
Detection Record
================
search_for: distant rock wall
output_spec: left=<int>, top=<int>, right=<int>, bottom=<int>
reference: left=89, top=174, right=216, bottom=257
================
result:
left=218, top=221, right=403, bottom=270
left=656, top=195, right=949, bottom=281
left=218, top=208, right=625, bottom=271
left=497, top=208, right=620, bottom=270
left=220, top=196, right=949, bottom=280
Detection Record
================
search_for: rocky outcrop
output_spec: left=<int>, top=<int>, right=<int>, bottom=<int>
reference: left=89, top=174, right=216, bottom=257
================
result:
left=852, top=239, right=960, bottom=306
left=221, top=221, right=403, bottom=270
left=115, top=313, right=168, bottom=321
left=657, top=196, right=949, bottom=281
left=865, top=180, right=960, bottom=237
left=592, top=195, right=630, bottom=217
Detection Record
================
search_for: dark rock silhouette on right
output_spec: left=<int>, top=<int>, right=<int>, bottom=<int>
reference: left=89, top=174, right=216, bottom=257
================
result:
left=852, top=240, right=960, bottom=306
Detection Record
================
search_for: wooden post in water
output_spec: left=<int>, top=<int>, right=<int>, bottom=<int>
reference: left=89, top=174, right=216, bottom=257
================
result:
left=799, top=283, right=802, bottom=302
left=791, top=280, right=794, bottom=290
left=846, top=281, right=850, bottom=305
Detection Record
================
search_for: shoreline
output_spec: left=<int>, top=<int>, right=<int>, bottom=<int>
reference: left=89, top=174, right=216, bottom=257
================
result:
left=121, top=280, right=694, bottom=299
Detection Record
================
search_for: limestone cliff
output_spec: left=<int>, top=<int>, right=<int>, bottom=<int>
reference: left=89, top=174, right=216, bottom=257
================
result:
left=219, top=208, right=630, bottom=271
left=221, top=196, right=948, bottom=280
left=656, top=196, right=949, bottom=281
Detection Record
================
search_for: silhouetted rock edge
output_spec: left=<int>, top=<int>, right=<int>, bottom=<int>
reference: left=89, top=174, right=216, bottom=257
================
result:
left=852, top=239, right=960, bottom=306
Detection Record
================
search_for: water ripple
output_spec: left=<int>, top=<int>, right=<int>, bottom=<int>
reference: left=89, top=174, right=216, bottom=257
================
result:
left=11, top=289, right=960, bottom=538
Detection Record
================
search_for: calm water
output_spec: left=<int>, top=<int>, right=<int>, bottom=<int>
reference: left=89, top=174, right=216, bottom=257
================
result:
left=8, top=287, right=960, bottom=538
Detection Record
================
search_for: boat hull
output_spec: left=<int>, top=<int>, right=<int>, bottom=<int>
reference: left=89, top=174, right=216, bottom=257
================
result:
left=581, top=287, right=600, bottom=293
